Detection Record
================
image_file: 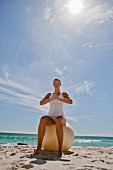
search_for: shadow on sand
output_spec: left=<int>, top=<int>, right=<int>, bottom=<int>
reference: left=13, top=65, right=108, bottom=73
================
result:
left=20, top=150, right=74, bottom=165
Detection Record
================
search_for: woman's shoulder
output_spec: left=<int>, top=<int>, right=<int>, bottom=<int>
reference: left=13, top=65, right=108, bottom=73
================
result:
left=47, top=92, right=52, bottom=95
left=62, top=91, right=69, bottom=95
left=62, top=92, right=70, bottom=98
left=44, top=92, right=52, bottom=99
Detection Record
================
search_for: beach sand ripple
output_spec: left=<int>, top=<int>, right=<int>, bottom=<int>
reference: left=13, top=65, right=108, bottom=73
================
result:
left=0, top=144, right=113, bottom=170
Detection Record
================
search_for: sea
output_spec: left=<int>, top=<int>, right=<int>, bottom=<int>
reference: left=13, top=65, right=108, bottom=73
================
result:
left=0, top=132, right=113, bottom=147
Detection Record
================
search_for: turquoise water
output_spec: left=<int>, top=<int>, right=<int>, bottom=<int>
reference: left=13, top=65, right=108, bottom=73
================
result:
left=0, top=133, right=113, bottom=147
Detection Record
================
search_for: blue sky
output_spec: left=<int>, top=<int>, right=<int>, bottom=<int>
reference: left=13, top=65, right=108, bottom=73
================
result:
left=0, top=0, right=113, bottom=136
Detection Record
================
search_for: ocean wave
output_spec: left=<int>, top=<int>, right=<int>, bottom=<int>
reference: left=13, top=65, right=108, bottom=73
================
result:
left=75, top=139, right=101, bottom=143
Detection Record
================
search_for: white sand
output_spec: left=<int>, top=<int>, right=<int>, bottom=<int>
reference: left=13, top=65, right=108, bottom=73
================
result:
left=0, top=144, right=113, bottom=170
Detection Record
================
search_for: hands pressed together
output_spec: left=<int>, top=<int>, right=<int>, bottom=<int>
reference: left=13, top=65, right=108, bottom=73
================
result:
left=40, top=92, right=73, bottom=105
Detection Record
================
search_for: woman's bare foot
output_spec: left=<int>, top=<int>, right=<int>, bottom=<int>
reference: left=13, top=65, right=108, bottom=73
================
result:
left=58, top=150, right=64, bottom=157
left=33, top=148, right=42, bottom=155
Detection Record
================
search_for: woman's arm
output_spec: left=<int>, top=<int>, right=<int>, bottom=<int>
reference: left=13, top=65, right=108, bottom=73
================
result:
left=57, top=92, right=73, bottom=104
left=40, top=93, right=53, bottom=105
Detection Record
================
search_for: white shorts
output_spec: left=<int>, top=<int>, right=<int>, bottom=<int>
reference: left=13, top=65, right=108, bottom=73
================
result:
left=48, top=115, right=66, bottom=124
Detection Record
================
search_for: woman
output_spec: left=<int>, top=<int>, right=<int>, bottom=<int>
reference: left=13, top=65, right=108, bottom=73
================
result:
left=34, top=78, right=73, bottom=157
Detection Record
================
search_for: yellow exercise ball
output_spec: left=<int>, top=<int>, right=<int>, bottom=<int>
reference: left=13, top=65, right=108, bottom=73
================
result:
left=42, top=123, right=74, bottom=151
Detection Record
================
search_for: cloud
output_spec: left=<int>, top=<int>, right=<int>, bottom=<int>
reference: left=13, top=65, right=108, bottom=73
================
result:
left=1, top=0, right=112, bottom=120
left=0, top=85, right=38, bottom=109
left=66, top=115, right=93, bottom=123
left=83, top=42, right=105, bottom=49
left=25, top=1, right=113, bottom=78
left=0, top=84, right=49, bottom=113
left=85, top=4, right=113, bottom=25
left=55, top=67, right=63, bottom=77
left=0, top=77, right=35, bottom=96
left=0, top=66, right=50, bottom=114
left=83, top=42, right=113, bottom=51
left=0, top=65, right=44, bottom=97
left=66, top=115, right=78, bottom=122
left=55, top=2, right=113, bottom=32
left=43, top=7, right=52, bottom=20
left=72, top=81, right=95, bottom=96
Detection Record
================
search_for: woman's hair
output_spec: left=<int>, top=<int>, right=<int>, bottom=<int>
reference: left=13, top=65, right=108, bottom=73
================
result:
left=53, top=78, right=61, bottom=84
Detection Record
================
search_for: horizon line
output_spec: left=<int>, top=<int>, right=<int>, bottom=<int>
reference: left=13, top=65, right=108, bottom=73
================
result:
left=0, top=130, right=113, bottom=138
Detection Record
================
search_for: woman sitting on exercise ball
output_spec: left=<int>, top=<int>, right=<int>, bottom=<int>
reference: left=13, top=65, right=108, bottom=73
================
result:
left=34, top=78, right=73, bottom=157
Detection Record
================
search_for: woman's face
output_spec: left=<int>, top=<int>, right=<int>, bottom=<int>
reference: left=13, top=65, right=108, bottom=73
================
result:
left=53, top=80, right=61, bottom=90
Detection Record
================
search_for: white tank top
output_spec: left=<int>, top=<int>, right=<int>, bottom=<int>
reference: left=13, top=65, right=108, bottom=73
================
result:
left=48, top=93, right=64, bottom=116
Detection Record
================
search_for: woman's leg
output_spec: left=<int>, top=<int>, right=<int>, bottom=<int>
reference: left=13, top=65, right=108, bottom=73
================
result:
left=55, top=116, right=66, bottom=157
left=34, top=115, right=55, bottom=154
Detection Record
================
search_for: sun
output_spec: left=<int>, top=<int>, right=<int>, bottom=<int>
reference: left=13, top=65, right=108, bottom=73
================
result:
left=66, top=0, right=84, bottom=15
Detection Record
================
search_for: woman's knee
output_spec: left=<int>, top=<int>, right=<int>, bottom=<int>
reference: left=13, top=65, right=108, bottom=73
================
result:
left=55, top=116, right=66, bottom=125
left=55, top=117, right=62, bottom=124
left=39, top=116, right=48, bottom=125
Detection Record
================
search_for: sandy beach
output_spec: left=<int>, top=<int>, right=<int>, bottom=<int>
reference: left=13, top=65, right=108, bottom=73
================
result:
left=0, top=144, right=113, bottom=170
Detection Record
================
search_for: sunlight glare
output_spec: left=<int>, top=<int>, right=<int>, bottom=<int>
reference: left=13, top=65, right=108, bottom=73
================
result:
left=66, top=0, right=84, bottom=15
